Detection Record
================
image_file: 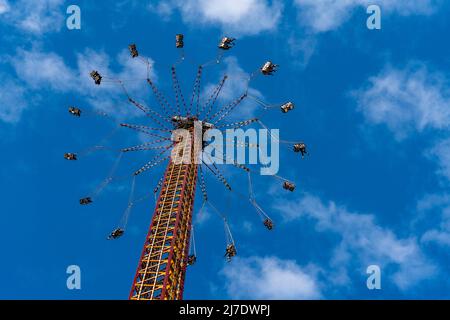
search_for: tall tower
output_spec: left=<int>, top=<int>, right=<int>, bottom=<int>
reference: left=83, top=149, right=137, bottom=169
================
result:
left=129, top=122, right=199, bottom=300
left=73, top=39, right=294, bottom=301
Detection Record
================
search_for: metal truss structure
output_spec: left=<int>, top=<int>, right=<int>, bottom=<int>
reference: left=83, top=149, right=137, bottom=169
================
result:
left=130, top=129, right=198, bottom=300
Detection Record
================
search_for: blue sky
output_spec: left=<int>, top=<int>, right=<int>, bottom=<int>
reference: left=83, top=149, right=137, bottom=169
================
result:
left=0, top=0, right=450, bottom=299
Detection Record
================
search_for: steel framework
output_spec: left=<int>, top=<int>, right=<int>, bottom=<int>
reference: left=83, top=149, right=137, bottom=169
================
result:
left=129, top=128, right=198, bottom=300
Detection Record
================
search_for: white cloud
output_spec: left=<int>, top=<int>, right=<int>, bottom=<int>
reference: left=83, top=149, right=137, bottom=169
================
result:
left=194, top=205, right=212, bottom=225
left=241, top=220, right=253, bottom=232
left=418, top=194, right=450, bottom=247
left=7, top=47, right=156, bottom=121
left=294, top=0, right=438, bottom=33
left=428, top=138, right=450, bottom=182
left=0, top=78, right=28, bottom=123
left=12, top=49, right=74, bottom=91
left=354, top=63, right=450, bottom=256
left=222, top=256, right=321, bottom=299
left=149, top=0, right=283, bottom=36
left=287, top=35, right=317, bottom=68
left=352, top=63, right=450, bottom=140
left=203, top=56, right=262, bottom=121
left=218, top=57, right=252, bottom=100
left=0, top=0, right=10, bottom=14
left=422, top=230, right=450, bottom=246
left=287, top=1, right=439, bottom=67
left=274, top=193, right=436, bottom=290
left=149, top=2, right=174, bottom=20
left=3, top=0, right=65, bottom=34
left=74, top=49, right=156, bottom=117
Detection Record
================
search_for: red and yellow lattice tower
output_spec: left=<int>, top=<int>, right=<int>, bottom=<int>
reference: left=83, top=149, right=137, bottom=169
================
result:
left=129, top=126, right=198, bottom=300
